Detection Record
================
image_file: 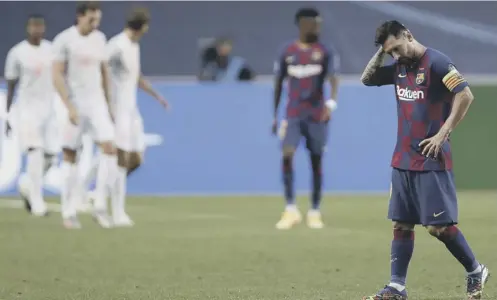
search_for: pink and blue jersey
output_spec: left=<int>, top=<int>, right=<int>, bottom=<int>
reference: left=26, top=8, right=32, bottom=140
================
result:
left=274, top=41, right=339, bottom=121
left=373, top=48, right=468, bottom=171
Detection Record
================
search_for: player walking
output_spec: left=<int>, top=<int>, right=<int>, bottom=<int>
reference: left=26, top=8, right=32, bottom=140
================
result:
left=52, top=2, right=116, bottom=229
left=361, top=21, right=489, bottom=300
left=106, top=7, right=168, bottom=226
left=4, top=14, right=58, bottom=216
left=272, top=8, right=340, bottom=230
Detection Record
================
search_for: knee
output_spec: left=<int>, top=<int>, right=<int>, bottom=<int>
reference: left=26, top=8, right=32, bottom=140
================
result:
left=282, top=146, right=295, bottom=159
left=63, top=148, right=77, bottom=163
left=128, top=152, right=143, bottom=168
left=393, top=222, right=415, bottom=231
left=99, top=142, right=116, bottom=155
left=426, top=225, right=457, bottom=240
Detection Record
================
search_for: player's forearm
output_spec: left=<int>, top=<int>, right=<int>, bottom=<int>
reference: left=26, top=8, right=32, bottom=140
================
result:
left=100, top=64, right=111, bottom=105
left=6, top=80, right=18, bottom=113
left=138, top=75, right=160, bottom=99
left=52, top=70, right=72, bottom=110
left=360, top=48, right=387, bottom=86
left=441, top=87, right=474, bottom=134
left=273, top=79, right=283, bottom=118
left=329, top=75, right=340, bottom=100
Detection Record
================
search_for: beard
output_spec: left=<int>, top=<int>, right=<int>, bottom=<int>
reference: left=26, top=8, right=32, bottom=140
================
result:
left=304, top=33, right=319, bottom=43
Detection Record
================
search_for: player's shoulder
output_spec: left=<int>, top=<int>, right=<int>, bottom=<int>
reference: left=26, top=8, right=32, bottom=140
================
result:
left=278, top=41, right=299, bottom=55
left=315, top=42, right=337, bottom=55
left=426, top=48, right=452, bottom=65
left=92, top=29, right=107, bottom=42
left=41, top=39, right=52, bottom=47
left=8, top=40, right=27, bottom=54
left=54, top=26, right=76, bottom=41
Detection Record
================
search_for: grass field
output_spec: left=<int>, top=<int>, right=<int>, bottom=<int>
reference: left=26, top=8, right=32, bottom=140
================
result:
left=0, top=192, right=495, bottom=300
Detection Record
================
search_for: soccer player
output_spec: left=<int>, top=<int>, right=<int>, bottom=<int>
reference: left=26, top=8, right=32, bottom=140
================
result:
left=272, top=8, right=340, bottom=230
left=52, top=1, right=116, bottom=229
left=4, top=14, right=58, bottom=216
left=106, top=7, right=168, bottom=226
left=360, top=21, right=489, bottom=300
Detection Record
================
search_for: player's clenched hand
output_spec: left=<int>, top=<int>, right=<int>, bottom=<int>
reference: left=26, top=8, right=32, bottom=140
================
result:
left=419, top=130, right=449, bottom=159
left=321, top=108, right=331, bottom=122
left=68, top=106, right=79, bottom=125
left=157, top=95, right=170, bottom=110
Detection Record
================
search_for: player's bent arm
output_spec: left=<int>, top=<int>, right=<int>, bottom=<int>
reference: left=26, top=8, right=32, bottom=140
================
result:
left=360, top=48, right=393, bottom=86
left=441, top=86, right=474, bottom=134
left=4, top=47, right=20, bottom=113
left=273, top=76, right=285, bottom=118
left=138, top=74, right=161, bottom=99
left=52, top=61, right=72, bottom=110
left=5, top=79, right=18, bottom=114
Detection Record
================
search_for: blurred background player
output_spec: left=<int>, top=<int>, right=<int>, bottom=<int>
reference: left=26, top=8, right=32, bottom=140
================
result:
left=272, top=8, right=340, bottom=230
left=360, top=20, right=489, bottom=300
left=106, top=7, right=168, bottom=226
left=52, top=1, right=116, bottom=229
left=4, top=14, right=58, bottom=216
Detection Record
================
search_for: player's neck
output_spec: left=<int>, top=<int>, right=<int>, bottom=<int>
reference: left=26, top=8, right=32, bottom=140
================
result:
left=76, top=24, right=92, bottom=36
left=124, top=28, right=140, bottom=43
left=412, top=41, right=427, bottom=60
left=296, top=40, right=313, bottom=49
left=26, top=38, right=41, bottom=46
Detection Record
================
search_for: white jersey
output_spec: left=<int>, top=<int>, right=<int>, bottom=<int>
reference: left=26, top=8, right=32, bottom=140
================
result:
left=4, top=40, right=54, bottom=112
left=52, top=26, right=107, bottom=111
left=107, top=31, right=141, bottom=114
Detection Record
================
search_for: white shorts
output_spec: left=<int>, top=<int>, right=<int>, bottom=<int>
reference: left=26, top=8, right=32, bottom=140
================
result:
left=114, top=110, right=145, bottom=152
left=17, top=108, right=60, bottom=154
left=63, top=100, right=115, bottom=150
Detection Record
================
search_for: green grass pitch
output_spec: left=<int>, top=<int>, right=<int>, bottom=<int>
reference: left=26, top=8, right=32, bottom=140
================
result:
left=0, top=192, right=495, bottom=300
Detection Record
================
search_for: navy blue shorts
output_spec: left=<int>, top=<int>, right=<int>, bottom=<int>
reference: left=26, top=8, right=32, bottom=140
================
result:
left=388, top=168, right=458, bottom=226
left=281, top=118, right=328, bottom=155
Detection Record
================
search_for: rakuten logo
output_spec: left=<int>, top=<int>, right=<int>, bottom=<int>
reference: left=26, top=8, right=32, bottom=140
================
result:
left=396, top=85, right=424, bottom=101
left=287, top=64, right=323, bottom=78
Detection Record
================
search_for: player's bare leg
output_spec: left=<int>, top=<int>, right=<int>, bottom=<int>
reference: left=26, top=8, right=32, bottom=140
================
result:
left=426, top=225, right=490, bottom=299
left=307, top=153, right=324, bottom=229
left=92, top=141, right=116, bottom=228
left=127, top=152, right=142, bottom=176
left=60, top=149, right=81, bottom=229
left=276, top=146, right=302, bottom=230
left=111, top=149, right=134, bottom=227
left=363, top=222, right=413, bottom=300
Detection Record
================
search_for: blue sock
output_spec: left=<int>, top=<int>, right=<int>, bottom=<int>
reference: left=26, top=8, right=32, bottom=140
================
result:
left=436, top=225, right=479, bottom=273
left=390, top=229, right=415, bottom=286
left=282, top=156, right=294, bottom=205
left=310, top=154, right=322, bottom=210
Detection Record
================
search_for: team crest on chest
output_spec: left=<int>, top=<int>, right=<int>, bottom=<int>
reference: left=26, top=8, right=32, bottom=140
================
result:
left=285, top=56, right=294, bottom=64
left=311, top=50, right=322, bottom=61
left=415, top=72, right=425, bottom=85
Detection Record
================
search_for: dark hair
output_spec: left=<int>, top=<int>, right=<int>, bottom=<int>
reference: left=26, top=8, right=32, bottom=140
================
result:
left=294, top=7, right=319, bottom=24
left=76, top=1, right=100, bottom=16
left=374, top=20, right=407, bottom=47
left=126, top=7, right=150, bottom=30
left=27, top=14, right=44, bottom=23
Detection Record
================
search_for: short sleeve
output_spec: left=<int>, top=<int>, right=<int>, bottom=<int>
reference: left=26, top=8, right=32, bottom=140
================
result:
left=432, top=53, right=468, bottom=93
left=273, top=46, right=288, bottom=79
left=325, top=45, right=340, bottom=75
left=52, top=33, right=68, bottom=62
left=4, top=47, right=20, bottom=80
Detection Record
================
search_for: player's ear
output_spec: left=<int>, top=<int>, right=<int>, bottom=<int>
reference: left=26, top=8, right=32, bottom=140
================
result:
left=404, top=30, right=413, bottom=42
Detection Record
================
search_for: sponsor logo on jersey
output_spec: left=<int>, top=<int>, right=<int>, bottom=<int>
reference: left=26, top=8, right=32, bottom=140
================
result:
left=396, top=85, right=425, bottom=101
left=287, top=64, right=323, bottom=78
left=311, top=50, right=322, bottom=61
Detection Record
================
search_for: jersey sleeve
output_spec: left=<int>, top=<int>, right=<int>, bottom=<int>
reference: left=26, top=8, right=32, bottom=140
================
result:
left=432, top=53, right=468, bottom=93
left=52, top=33, right=68, bottom=62
left=273, top=46, right=288, bottom=79
left=105, top=39, right=121, bottom=65
left=4, top=47, right=20, bottom=80
left=325, top=45, right=340, bottom=76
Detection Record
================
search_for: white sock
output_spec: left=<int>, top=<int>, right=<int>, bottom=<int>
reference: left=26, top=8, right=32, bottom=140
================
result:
left=60, top=161, right=78, bottom=219
left=26, top=149, right=46, bottom=214
left=82, top=154, right=99, bottom=190
left=468, top=264, right=482, bottom=275
left=111, top=166, right=127, bottom=219
left=285, top=204, right=297, bottom=212
left=94, top=153, right=117, bottom=212
left=388, top=282, right=406, bottom=292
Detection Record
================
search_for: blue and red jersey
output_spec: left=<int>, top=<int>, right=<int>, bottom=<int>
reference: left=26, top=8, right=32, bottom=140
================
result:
left=373, top=48, right=468, bottom=171
left=274, top=41, right=340, bottom=121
